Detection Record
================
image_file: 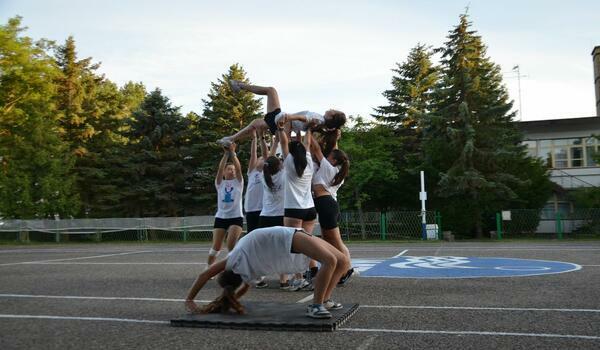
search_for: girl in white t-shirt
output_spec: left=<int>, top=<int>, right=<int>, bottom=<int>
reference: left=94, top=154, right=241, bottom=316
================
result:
left=208, top=144, right=244, bottom=267
left=185, top=226, right=350, bottom=319
left=308, top=133, right=355, bottom=285
left=217, top=80, right=346, bottom=149
left=244, top=130, right=268, bottom=234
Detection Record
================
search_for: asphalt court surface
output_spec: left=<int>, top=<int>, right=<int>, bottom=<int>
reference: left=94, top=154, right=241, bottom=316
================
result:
left=1, top=242, right=600, bottom=349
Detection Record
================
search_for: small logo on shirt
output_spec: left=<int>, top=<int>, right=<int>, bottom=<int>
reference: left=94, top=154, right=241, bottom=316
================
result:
left=223, top=186, right=235, bottom=203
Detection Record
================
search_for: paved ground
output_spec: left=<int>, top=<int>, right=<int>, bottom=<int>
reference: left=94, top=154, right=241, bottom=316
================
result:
left=1, top=241, right=599, bottom=349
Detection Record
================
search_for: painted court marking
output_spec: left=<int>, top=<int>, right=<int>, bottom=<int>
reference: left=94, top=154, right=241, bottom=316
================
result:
left=3, top=293, right=599, bottom=314
left=0, top=294, right=211, bottom=303
left=339, top=328, right=600, bottom=341
left=392, top=249, right=408, bottom=258
left=0, top=251, right=151, bottom=266
left=0, top=314, right=597, bottom=341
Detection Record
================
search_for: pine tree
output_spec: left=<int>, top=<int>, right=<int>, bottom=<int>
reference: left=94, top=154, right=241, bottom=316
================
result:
left=118, top=89, right=203, bottom=217
left=421, top=14, right=552, bottom=237
left=374, top=44, right=438, bottom=131
left=0, top=17, right=79, bottom=219
left=373, top=44, right=439, bottom=209
left=54, top=36, right=102, bottom=156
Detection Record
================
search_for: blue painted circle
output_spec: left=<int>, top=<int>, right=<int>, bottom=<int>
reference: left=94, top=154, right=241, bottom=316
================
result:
left=359, top=256, right=581, bottom=279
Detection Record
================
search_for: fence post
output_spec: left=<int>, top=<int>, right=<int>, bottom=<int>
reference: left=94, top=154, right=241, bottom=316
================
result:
left=54, top=220, right=60, bottom=243
left=380, top=212, right=387, bottom=241
left=496, top=213, right=503, bottom=240
left=556, top=212, right=563, bottom=239
left=435, top=211, right=442, bottom=240
left=182, top=217, right=188, bottom=242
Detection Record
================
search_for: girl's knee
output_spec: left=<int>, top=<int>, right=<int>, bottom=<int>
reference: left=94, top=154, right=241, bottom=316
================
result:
left=320, top=251, right=337, bottom=268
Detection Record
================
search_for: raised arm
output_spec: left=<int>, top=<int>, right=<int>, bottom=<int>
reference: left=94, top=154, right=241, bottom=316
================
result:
left=308, top=132, right=324, bottom=162
left=259, top=130, right=269, bottom=160
left=229, top=143, right=244, bottom=182
left=277, top=128, right=289, bottom=159
left=269, top=133, right=280, bottom=157
left=215, top=149, right=228, bottom=186
left=247, top=130, right=258, bottom=174
left=303, top=128, right=312, bottom=153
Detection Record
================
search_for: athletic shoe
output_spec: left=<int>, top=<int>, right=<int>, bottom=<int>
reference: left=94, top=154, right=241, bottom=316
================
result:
left=216, top=136, right=233, bottom=148
left=255, top=278, right=268, bottom=289
left=229, top=79, right=242, bottom=93
left=301, top=280, right=314, bottom=291
left=288, top=278, right=309, bottom=291
left=338, top=268, right=359, bottom=286
left=279, top=281, right=290, bottom=290
left=306, top=304, right=332, bottom=319
left=324, top=299, right=343, bottom=310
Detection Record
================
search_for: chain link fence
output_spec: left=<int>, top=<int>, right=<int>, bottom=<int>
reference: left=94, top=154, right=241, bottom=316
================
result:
left=498, top=208, right=600, bottom=239
left=3, top=209, right=598, bottom=243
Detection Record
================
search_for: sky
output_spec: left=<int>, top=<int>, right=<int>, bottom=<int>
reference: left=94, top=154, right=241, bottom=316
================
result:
left=1, top=0, right=599, bottom=121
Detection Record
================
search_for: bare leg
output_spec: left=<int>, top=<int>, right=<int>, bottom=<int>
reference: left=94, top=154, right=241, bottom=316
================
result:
left=228, top=119, right=269, bottom=143
left=291, top=232, right=347, bottom=304
left=238, top=84, right=281, bottom=113
left=226, top=225, right=243, bottom=251
left=322, top=228, right=351, bottom=260
left=208, top=228, right=226, bottom=266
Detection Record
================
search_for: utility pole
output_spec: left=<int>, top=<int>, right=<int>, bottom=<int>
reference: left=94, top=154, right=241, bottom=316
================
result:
left=512, top=65, right=524, bottom=120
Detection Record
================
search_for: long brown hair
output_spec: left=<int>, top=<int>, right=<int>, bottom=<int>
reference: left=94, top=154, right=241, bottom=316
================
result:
left=288, top=141, right=308, bottom=177
left=199, top=270, right=245, bottom=315
left=263, top=156, right=282, bottom=191
left=330, top=149, right=349, bottom=187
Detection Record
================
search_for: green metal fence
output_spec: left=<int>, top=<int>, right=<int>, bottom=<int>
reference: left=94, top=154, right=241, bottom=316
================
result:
left=497, top=208, right=600, bottom=239
left=4, top=209, right=599, bottom=243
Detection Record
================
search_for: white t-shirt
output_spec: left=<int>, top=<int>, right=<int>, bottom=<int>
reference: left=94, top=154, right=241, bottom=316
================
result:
left=225, top=226, right=311, bottom=283
left=312, top=158, right=344, bottom=200
left=283, top=151, right=315, bottom=209
left=260, top=171, right=284, bottom=217
left=215, top=178, right=244, bottom=219
left=275, top=110, right=324, bottom=134
left=244, top=169, right=263, bottom=213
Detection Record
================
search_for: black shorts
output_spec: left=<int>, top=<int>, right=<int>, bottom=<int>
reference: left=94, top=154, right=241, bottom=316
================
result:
left=213, top=217, right=243, bottom=230
left=259, top=215, right=284, bottom=228
left=314, top=195, right=340, bottom=230
left=264, top=108, right=281, bottom=135
left=245, top=211, right=261, bottom=233
left=284, top=208, right=317, bottom=222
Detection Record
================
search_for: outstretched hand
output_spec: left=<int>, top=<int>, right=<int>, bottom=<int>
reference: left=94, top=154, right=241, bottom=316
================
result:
left=185, top=300, right=202, bottom=314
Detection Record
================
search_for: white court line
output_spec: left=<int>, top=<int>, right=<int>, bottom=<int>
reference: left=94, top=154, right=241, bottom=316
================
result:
left=296, top=294, right=314, bottom=304
left=340, top=328, right=600, bottom=341
left=392, top=249, right=408, bottom=258
left=0, top=294, right=211, bottom=303
left=22, top=262, right=207, bottom=265
left=0, top=314, right=598, bottom=341
left=360, top=305, right=600, bottom=313
left=0, top=314, right=169, bottom=325
left=4, top=294, right=598, bottom=315
left=0, top=251, right=151, bottom=266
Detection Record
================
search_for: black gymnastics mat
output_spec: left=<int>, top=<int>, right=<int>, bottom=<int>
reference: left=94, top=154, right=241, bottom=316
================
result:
left=170, top=302, right=359, bottom=332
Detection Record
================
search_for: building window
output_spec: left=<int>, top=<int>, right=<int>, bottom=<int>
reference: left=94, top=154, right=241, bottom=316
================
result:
left=524, top=137, right=599, bottom=168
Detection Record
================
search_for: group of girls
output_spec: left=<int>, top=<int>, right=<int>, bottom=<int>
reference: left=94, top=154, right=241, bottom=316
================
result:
left=185, top=81, right=353, bottom=319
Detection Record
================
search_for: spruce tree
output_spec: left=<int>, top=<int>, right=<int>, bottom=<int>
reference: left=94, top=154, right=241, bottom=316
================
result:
left=373, top=44, right=439, bottom=209
left=421, top=14, right=552, bottom=237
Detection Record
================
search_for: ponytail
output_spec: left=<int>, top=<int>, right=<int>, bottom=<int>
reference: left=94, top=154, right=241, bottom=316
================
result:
left=330, top=149, right=349, bottom=187
left=199, top=270, right=245, bottom=315
left=263, top=156, right=281, bottom=191
left=289, top=141, right=307, bottom=177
